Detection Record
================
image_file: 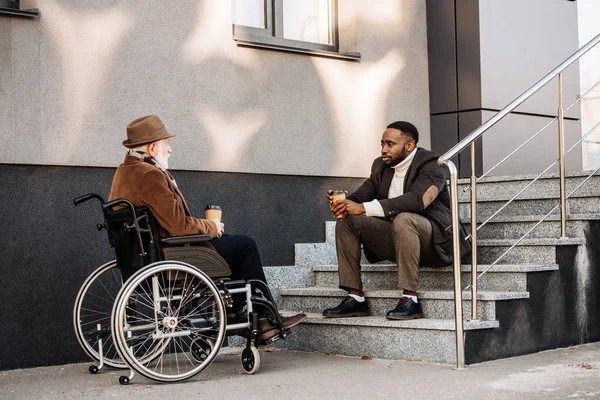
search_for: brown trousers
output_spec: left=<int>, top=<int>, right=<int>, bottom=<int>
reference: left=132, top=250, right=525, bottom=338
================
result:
left=335, top=213, right=448, bottom=292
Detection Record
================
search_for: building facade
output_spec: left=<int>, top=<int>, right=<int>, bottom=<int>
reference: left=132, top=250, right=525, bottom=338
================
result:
left=0, top=0, right=591, bottom=370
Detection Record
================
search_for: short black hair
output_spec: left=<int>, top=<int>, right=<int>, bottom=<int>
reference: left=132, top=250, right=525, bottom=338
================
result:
left=386, top=121, right=419, bottom=144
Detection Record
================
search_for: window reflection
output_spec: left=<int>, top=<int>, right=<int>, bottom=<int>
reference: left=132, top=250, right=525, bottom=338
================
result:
left=233, top=0, right=265, bottom=29
left=282, top=0, right=332, bottom=45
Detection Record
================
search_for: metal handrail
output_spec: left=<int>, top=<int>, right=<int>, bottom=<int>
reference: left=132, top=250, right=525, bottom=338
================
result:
left=437, top=32, right=600, bottom=370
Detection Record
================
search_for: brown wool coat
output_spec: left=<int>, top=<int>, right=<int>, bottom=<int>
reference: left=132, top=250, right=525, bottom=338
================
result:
left=108, top=155, right=217, bottom=238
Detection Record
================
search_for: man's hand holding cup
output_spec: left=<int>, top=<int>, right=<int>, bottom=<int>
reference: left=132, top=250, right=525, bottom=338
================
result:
left=327, top=190, right=348, bottom=220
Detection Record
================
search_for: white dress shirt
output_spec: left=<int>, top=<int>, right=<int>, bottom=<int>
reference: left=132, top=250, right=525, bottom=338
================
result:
left=363, top=149, right=417, bottom=217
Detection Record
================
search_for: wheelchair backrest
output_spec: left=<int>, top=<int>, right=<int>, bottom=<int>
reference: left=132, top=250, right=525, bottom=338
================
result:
left=104, top=201, right=162, bottom=278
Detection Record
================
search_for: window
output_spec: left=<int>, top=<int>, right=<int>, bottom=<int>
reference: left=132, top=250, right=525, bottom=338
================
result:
left=0, top=0, right=39, bottom=18
left=232, top=0, right=360, bottom=61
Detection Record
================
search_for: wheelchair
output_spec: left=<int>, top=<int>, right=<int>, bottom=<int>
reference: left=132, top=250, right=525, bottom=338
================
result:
left=72, top=193, right=289, bottom=384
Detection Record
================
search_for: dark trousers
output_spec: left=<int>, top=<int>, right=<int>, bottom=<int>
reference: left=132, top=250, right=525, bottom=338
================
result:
left=209, top=234, right=267, bottom=311
left=209, top=234, right=267, bottom=283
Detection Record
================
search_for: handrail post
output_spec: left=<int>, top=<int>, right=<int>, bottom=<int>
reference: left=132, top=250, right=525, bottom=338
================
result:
left=558, top=73, right=567, bottom=239
left=470, top=142, right=478, bottom=321
left=442, top=160, right=465, bottom=369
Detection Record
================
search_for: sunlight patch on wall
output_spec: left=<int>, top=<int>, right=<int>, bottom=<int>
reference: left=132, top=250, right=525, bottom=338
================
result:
left=339, top=0, right=403, bottom=26
left=43, top=0, right=131, bottom=162
left=197, top=106, right=266, bottom=170
left=313, top=51, right=405, bottom=176
left=180, top=1, right=258, bottom=68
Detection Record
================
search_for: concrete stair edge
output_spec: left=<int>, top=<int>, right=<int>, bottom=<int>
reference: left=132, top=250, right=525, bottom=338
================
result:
left=280, top=287, right=530, bottom=301
left=312, top=263, right=559, bottom=273
left=280, top=312, right=500, bottom=331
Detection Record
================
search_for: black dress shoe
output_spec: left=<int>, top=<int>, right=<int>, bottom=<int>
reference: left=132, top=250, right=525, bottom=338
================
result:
left=386, top=297, right=423, bottom=320
left=323, top=296, right=370, bottom=318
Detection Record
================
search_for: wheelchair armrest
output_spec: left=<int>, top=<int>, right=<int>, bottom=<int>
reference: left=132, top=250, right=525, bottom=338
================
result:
left=160, top=234, right=213, bottom=245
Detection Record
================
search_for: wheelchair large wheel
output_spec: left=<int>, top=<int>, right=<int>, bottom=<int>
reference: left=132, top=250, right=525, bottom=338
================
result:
left=111, top=261, right=226, bottom=383
left=73, top=260, right=126, bottom=369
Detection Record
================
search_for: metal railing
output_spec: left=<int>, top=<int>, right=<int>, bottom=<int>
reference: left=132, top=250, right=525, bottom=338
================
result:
left=437, top=32, right=600, bottom=370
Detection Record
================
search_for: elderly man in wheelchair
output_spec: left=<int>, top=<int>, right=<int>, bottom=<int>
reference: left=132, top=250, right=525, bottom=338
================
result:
left=72, top=115, right=306, bottom=384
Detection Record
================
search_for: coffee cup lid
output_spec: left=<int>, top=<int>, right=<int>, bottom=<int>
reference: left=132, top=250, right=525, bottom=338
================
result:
left=205, top=205, right=222, bottom=210
left=331, top=190, right=345, bottom=195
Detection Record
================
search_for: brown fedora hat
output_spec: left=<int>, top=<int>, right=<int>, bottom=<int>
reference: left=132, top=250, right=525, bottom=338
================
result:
left=122, top=115, right=176, bottom=148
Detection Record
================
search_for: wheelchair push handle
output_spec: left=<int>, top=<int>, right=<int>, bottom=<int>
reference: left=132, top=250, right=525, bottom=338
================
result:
left=73, top=193, right=105, bottom=206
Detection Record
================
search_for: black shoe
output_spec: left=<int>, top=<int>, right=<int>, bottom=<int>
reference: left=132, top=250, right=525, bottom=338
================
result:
left=385, top=297, right=423, bottom=320
left=323, top=296, right=370, bottom=318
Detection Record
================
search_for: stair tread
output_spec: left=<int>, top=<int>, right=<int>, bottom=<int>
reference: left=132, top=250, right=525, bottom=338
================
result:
left=279, top=311, right=499, bottom=331
left=463, top=213, right=600, bottom=223
left=457, top=170, right=600, bottom=184
left=476, top=237, right=584, bottom=246
left=313, top=263, right=558, bottom=273
left=281, top=287, right=529, bottom=300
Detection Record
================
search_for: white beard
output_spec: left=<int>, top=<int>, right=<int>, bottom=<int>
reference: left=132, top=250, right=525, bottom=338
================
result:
left=154, top=141, right=170, bottom=169
left=155, top=153, right=169, bottom=170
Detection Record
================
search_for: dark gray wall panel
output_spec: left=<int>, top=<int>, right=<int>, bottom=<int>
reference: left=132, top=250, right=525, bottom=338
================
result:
left=0, top=164, right=364, bottom=370
left=458, top=110, right=483, bottom=177
left=456, top=0, right=482, bottom=111
left=430, top=113, right=459, bottom=156
left=426, top=0, right=458, bottom=114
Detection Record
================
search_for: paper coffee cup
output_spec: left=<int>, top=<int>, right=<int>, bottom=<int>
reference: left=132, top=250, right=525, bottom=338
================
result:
left=205, top=205, right=222, bottom=221
left=330, top=190, right=346, bottom=219
left=330, top=190, right=346, bottom=204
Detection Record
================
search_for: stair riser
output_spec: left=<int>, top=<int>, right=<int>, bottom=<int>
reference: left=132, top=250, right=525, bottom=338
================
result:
left=459, top=197, right=600, bottom=219
left=295, top=243, right=370, bottom=267
left=276, top=324, right=458, bottom=364
left=476, top=245, right=556, bottom=264
left=314, top=270, right=527, bottom=292
left=281, top=295, right=496, bottom=320
left=465, top=220, right=588, bottom=239
left=457, top=176, right=600, bottom=203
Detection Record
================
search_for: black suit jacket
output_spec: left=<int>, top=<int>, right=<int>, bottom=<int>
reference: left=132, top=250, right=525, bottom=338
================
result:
left=348, top=148, right=471, bottom=264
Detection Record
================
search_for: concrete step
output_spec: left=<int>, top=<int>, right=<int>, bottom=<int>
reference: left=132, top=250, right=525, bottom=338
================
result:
left=296, top=237, right=583, bottom=267
left=297, top=223, right=585, bottom=266
left=456, top=171, right=600, bottom=203
left=475, top=237, right=583, bottom=264
left=458, top=197, right=600, bottom=219
left=280, top=287, right=529, bottom=321
left=464, top=214, right=600, bottom=239
left=276, top=312, right=499, bottom=364
left=313, top=263, right=558, bottom=292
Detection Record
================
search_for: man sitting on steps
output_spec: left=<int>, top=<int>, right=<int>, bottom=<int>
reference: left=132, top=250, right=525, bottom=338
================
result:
left=322, top=121, right=471, bottom=320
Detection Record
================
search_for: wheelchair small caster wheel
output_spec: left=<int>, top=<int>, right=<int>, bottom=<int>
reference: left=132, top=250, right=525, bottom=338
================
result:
left=88, top=365, right=99, bottom=374
left=241, top=346, right=260, bottom=374
left=119, top=376, right=130, bottom=385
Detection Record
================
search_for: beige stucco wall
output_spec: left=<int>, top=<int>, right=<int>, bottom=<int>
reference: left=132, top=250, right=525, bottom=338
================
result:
left=0, top=0, right=430, bottom=178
